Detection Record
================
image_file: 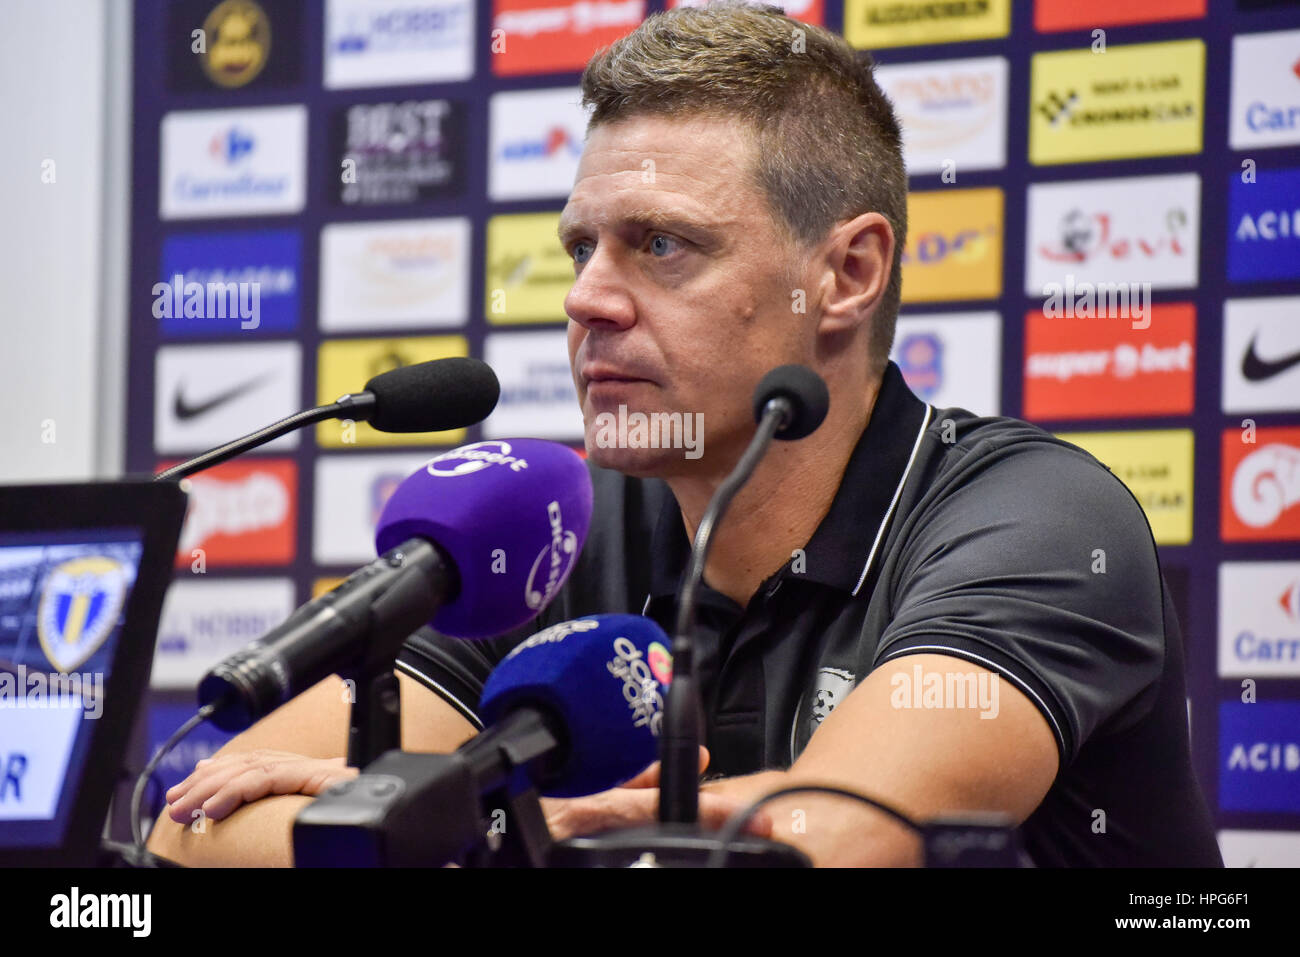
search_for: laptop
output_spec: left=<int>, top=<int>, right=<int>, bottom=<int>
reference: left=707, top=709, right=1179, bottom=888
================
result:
left=0, top=480, right=187, bottom=866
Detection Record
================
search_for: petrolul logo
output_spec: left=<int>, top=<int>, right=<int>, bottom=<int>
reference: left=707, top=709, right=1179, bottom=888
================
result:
left=49, top=887, right=151, bottom=937
left=426, top=440, right=528, bottom=477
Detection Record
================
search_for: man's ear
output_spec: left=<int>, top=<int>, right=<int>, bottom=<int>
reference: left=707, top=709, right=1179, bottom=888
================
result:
left=814, top=211, right=894, bottom=337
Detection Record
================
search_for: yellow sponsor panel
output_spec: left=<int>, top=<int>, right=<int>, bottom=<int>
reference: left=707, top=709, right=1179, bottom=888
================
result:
left=485, top=212, right=572, bottom=324
left=312, top=577, right=346, bottom=598
left=844, top=0, right=1010, bottom=49
left=1030, top=39, right=1205, bottom=165
left=900, top=187, right=1002, bottom=303
left=316, top=336, right=469, bottom=448
left=1056, top=429, right=1194, bottom=545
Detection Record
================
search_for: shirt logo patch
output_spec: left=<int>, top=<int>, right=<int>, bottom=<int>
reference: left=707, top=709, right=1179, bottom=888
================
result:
left=810, top=667, right=856, bottom=728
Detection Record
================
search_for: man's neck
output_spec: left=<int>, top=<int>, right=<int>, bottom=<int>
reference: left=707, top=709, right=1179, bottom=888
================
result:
left=667, top=375, right=881, bottom=608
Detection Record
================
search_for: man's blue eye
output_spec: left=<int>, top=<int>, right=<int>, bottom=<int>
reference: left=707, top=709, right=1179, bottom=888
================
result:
left=572, top=241, right=593, bottom=264
left=650, top=235, right=677, bottom=256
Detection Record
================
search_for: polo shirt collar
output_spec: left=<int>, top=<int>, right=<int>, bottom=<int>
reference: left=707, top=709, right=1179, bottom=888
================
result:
left=646, top=361, right=932, bottom=601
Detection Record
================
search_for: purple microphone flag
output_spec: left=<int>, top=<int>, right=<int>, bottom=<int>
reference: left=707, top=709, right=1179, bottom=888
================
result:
left=375, top=439, right=593, bottom=639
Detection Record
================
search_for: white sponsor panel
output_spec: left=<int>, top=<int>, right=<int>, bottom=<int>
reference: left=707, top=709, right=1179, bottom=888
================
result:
left=1025, top=174, right=1201, bottom=295
left=160, top=106, right=307, bottom=219
left=324, top=0, right=474, bottom=88
left=155, top=342, right=301, bottom=454
left=1222, top=297, right=1300, bottom=414
left=483, top=332, right=584, bottom=440
left=313, top=454, right=432, bottom=565
left=1230, top=29, right=1300, bottom=151
left=0, top=701, right=82, bottom=820
left=319, top=219, right=471, bottom=331
left=1218, top=829, right=1300, bottom=867
left=488, top=88, right=587, bottom=201
left=875, top=56, right=1008, bottom=176
left=891, top=311, right=1001, bottom=415
left=151, top=579, right=296, bottom=689
left=1218, top=562, right=1300, bottom=678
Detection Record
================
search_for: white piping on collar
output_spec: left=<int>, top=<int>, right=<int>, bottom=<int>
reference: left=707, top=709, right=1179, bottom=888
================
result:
left=852, top=404, right=934, bottom=596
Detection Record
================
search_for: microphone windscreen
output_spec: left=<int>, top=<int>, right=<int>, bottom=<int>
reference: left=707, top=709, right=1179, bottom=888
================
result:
left=374, top=439, right=592, bottom=639
left=480, top=614, right=674, bottom=797
left=363, top=358, right=500, bottom=433
left=752, top=364, right=830, bottom=440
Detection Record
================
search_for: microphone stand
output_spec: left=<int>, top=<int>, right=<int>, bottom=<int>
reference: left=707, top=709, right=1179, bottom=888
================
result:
left=154, top=394, right=374, bottom=482
left=548, top=392, right=817, bottom=867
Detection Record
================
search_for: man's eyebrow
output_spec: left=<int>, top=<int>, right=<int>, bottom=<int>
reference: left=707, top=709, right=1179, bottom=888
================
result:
left=557, top=207, right=719, bottom=245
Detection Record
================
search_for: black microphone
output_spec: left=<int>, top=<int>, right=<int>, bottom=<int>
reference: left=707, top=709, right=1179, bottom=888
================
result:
left=658, top=364, right=830, bottom=824
left=154, top=357, right=500, bottom=482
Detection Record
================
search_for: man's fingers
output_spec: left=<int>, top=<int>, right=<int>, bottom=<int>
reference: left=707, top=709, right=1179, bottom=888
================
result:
left=165, top=751, right=354, bottom=824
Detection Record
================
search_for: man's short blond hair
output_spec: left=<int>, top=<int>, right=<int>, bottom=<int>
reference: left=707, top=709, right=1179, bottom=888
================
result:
left=580, top=1, right=908, bottom=375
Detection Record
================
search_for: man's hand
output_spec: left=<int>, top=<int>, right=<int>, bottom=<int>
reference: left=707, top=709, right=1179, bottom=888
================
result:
left=540, top=748, right=773, bottom=842
left=164, top=750, right=359, bottom=824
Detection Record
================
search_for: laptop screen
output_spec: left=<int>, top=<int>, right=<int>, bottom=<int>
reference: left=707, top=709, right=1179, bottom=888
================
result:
left=0, top=529, right=144, bottom=850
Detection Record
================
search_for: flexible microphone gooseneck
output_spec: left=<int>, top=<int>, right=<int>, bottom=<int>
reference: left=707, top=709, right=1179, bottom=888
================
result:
left=154, top=357, right=500, bottom=482
left=658, top=364, right=830, bottom=825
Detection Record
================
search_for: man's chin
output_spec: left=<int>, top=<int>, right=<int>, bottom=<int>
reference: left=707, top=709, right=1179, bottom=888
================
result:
left=583, top=440, right=693, bottom=479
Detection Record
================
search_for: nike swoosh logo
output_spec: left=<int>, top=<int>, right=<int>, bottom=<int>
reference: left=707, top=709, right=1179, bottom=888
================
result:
left=173, top=372, right=275, bottom=421
left=1242, top=334, right=1300, bottom=382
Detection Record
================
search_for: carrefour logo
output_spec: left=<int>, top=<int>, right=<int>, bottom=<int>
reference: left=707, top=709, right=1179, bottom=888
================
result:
left=209, top=127, right=255, bottom=164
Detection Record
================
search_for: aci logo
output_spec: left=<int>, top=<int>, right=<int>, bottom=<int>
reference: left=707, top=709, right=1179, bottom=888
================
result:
left=1219, top=701, right=1300, bottom=814
left=1228, top=167, right=1300, bottom=282
left=1222, top=426, right=1300, bottom=541
left=489, top=88, right=587, bottom=201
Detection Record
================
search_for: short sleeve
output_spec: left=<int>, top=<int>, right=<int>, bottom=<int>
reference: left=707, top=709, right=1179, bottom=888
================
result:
left=872, top=439, right=1167, bottom=766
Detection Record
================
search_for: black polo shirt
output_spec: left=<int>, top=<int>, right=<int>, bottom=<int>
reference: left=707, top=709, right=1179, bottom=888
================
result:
left=396, top=362, right=1223, bottom=867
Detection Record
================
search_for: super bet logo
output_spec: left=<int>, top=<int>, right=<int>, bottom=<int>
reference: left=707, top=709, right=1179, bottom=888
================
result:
left=37, top=557, right=131, bottom=672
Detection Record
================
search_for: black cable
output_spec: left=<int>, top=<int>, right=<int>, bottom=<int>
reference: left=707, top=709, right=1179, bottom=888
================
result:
left=130, top=702, right=220, bottom=849
left=704, top=783, right=923, bottom=869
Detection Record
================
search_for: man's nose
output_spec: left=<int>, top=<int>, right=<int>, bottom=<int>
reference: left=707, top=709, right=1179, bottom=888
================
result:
left=564, top=244, right=636, bottom=332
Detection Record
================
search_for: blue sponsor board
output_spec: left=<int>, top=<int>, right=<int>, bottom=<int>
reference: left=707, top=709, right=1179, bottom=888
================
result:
left=158, top=230, right=301, bottom=336
left=1228, top=167, right=1300, bottom=282
left=146, top=701, right=235, bottom=800
left=1219, top=700, right=1300, bottom=813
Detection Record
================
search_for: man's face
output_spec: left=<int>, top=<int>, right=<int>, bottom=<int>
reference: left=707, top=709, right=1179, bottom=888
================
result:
left=559, top=114, right=810, bottom=478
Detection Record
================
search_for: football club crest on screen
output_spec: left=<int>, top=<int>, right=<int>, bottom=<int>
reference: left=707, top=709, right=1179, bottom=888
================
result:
left=37, top=557, right=130, bottom=673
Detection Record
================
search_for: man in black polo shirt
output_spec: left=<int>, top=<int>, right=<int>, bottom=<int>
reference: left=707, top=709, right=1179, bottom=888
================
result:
left=153, top=3, right=1221, bottom=867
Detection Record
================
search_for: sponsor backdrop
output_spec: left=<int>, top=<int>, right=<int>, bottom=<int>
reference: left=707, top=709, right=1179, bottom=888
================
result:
left=122, top=0, right=1300, bottom=863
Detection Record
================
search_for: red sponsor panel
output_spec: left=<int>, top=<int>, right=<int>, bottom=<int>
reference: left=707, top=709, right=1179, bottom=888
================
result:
left=161, top=458, right=298, bottom=566
left=1221, top=426, right=1300, bottom=542
left=667, top=0, right=824, bottom=26
left=492, top=0, right=646, bottom=77
left=1034, top=0, right=1204, bottom=32
left=1023, top=303, right=1195, bottom=421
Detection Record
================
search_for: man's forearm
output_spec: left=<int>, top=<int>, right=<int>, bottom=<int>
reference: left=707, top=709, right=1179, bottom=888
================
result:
left=702, top=769, right=922, bottom=867
left=146, top=793, right=316, bottom=868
